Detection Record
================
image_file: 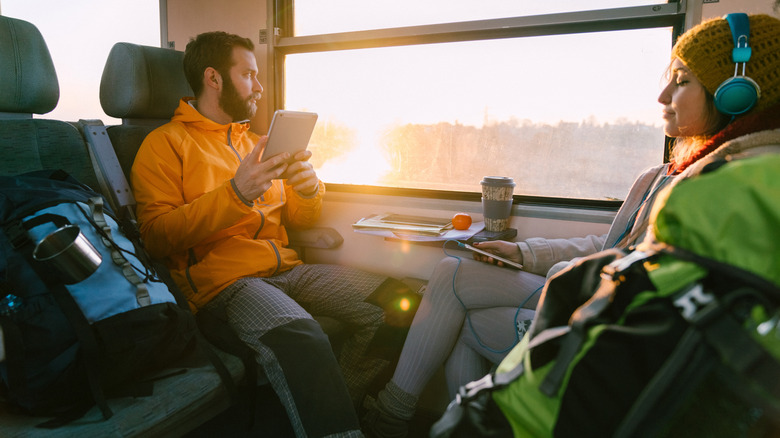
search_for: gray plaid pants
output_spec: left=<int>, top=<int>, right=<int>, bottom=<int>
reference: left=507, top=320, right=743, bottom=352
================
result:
left=204, top=264, right=388, bottom=437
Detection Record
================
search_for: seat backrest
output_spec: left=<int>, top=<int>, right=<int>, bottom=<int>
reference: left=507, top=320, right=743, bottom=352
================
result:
left=0, top=16, right=99, bottom=190
left=99, top=42, right=192, bottom=180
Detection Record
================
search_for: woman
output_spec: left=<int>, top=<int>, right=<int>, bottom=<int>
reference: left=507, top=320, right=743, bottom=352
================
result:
left=363, top=13, right=780, bottom=438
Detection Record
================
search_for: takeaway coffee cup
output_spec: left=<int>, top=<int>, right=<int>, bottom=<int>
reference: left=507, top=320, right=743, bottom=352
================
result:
left=33, top=224, right=102, bottom=284
left=481, top=176, right=515, bottom=232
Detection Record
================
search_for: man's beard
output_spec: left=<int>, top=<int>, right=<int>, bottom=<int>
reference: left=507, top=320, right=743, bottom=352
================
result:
left=219, top=76, right=259, bottom=122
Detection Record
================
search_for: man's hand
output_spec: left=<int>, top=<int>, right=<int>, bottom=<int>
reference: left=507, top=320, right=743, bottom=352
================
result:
left=233, top=136, right=289, bottom=201
left=285, top=150, right=320, bottom=196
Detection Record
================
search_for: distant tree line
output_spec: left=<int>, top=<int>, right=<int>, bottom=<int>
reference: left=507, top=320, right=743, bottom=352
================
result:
left=310, top=118, right=665, bottom=200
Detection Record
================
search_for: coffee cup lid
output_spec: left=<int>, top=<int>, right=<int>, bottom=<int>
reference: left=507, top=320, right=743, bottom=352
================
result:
left=480, top=176, right=515, bottom=187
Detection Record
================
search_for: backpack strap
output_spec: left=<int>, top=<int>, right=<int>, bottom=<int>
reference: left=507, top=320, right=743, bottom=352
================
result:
left=430, top=363, right=520, bottom=438
left=104, top=213, right=243, bottom=411
left=616, top=244, right=780, bottom=436
left=663, top=245, right=780, bottom=400
left=195, top=308, right=253, bottom=425
left=0, top=310, right=27, bottom=404
left=614, top=324, right=713, bottom=438
left=87, top=197, right=151, bottom=307
left=1, top=228, right=35, bottom=407
left=37, top=283, right=113, bottom=426
left=695, top=306, right=780, bottom=402
left=540, top=250, right=654, bottom=396
left=17, top=213, right=70, bottom=233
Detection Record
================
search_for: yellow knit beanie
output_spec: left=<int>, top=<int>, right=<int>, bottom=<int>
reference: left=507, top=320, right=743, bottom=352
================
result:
left=672, top=14, right=780, bottom=114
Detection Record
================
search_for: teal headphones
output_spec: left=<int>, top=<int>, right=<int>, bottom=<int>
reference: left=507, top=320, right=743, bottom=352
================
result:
left=714, top=13, right=761, bottom=115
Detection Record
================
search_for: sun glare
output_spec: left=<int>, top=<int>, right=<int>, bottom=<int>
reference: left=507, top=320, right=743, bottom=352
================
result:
left=315, top=131, right=392, bottom=185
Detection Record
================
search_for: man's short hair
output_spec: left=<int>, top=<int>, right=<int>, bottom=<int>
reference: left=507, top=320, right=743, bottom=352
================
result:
left=183, top=31, right=255, bottom=97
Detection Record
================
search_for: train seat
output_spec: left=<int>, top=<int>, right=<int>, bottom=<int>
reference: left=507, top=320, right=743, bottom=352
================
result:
left=0, top=16, right=98, bottom=189
left=0, top=15, right=244, bottom=437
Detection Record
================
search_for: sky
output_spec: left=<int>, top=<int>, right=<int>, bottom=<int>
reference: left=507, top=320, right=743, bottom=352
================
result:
left=285, top=28, right=671, bottom=130
left=287, top=0, right=672, bottom=129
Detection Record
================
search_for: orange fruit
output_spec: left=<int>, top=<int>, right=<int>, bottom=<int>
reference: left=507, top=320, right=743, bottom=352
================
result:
left=452, top=213, right=472, bottom=230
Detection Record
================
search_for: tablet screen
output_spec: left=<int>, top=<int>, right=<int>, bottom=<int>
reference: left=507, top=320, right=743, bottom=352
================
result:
left=261, top=110, right=318, bottom=165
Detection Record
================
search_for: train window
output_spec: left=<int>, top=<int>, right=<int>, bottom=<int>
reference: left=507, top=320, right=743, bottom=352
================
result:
left=1, top=0, right=160, bottom=123
left=276, top=2, right=685, bottom=201
left=293, top=0, right=667, bottom=36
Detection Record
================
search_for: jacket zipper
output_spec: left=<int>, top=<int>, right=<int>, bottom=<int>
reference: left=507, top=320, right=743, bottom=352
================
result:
left=185, top=248, right=199, bottom=294
left=226, top=126, right=242, bottom=162
left=227, top=126, right=281, bottom=274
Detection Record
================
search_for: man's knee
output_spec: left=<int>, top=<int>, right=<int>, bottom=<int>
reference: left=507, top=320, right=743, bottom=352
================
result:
left=260, top=318, right=333, bottom=358
left=259, top=319, right=360, bottom=435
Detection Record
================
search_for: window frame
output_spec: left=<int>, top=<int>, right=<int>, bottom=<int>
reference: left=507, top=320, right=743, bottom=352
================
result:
left=269, top=1, right=687, bottom=208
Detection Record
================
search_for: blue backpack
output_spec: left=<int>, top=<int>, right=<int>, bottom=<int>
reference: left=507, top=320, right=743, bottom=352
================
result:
left=0, top=170, right=199, bottom=427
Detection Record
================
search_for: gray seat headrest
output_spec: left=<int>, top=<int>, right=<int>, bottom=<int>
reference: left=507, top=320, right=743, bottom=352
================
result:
left=0, top=16, right=59, bottom=115
left=100, top=42, right=193, bottom=121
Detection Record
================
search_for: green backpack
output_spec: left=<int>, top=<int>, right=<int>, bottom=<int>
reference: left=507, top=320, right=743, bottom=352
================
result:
left=432, top=154, right=780, bottom=438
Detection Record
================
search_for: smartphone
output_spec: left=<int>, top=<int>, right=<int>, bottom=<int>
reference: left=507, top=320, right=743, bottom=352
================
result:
left=457, top=242, right=524, bottom=270
left=261, top=110, right=318, bottom=177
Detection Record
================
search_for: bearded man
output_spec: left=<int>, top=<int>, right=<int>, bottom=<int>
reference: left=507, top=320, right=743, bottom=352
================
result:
left=131, top=31, right=412, bottom=438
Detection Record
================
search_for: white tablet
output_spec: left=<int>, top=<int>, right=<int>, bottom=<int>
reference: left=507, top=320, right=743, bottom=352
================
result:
left=261, top=110, right=318, bottom=170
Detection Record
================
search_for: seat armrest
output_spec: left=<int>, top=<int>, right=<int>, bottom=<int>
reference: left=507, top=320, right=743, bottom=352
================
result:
left=287, top=227, right=343, bottom=249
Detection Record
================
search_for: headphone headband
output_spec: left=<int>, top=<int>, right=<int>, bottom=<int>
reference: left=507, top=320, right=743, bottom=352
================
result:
left=726, top=13, right=752, bottom=63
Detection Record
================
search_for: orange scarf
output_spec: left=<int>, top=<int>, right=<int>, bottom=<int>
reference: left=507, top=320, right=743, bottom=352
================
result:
left=671, top=102, right=780, bottom=174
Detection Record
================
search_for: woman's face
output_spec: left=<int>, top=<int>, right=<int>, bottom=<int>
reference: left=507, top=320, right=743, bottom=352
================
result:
left=658, top=58, right=714, bottom=138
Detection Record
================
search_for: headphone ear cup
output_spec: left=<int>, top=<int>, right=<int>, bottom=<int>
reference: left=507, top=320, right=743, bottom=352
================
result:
left=714, top=76, right=760, bottom=115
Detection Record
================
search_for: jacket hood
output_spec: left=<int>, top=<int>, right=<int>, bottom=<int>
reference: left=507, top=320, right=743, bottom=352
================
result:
left=172, top=97, right=251, bottom=136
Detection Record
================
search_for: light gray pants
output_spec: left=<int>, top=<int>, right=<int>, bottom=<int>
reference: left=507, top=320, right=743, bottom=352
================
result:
left=390, top=256, right=544, bottom=399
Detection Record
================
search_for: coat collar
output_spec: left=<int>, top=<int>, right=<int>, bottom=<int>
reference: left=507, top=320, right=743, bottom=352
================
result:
left=173, top=97, right=251, bottom=136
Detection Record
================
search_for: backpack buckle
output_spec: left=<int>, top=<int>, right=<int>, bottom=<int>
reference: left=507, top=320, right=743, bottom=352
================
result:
left=5, top=222, right=31, bottom=250
left=673, top=282, right=717, bottom=323
left=602, top=250, right=651, bottom=281
left=456, top=373, right=494, bottom=404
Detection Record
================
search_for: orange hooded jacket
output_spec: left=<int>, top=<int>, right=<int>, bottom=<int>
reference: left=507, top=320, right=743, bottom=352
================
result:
left=131, top=98, right=324, bottom=312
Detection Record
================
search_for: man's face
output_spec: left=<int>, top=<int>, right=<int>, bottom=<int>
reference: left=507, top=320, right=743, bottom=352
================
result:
left=219, top=47, right=263, bottom=122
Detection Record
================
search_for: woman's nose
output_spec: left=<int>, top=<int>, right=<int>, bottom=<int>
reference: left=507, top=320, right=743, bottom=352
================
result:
left=658, top=84, right=672, bottom=105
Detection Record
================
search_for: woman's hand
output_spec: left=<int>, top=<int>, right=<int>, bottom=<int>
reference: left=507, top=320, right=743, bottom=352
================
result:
left=471, top=240, right=522, bottom=267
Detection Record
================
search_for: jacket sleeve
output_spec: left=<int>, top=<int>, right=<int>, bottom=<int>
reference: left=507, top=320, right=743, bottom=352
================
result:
left=131, top=129, right=252, bottom=259
left=516, top=164, right=669, bottom=278
left=516, top=234, right=606, bottom=277
left=282, top=180, right=325, bottom=229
